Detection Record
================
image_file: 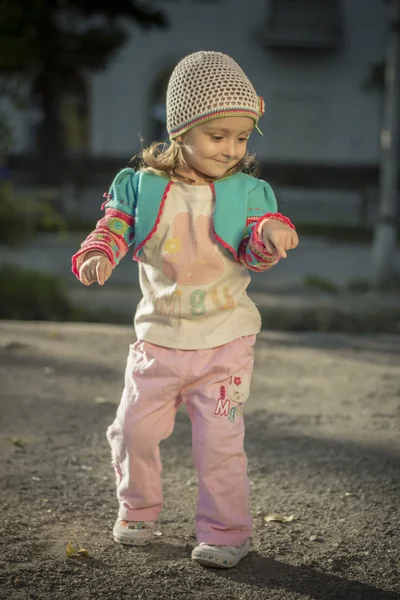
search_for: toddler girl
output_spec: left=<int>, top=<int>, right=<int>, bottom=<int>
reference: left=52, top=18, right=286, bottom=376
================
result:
left=72, top=51, right=298, bottom=568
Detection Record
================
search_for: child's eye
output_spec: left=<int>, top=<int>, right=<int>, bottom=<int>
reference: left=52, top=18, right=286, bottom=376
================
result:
left=211, top=135, right=223, bottom=141
left=239, top=137, right=248, bottom=143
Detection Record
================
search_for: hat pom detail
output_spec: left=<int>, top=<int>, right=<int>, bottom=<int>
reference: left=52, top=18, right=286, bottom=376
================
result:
left=258, top=96, right=265, bottom=117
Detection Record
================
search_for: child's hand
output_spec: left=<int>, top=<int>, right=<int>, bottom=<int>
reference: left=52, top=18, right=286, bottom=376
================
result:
left=79, top=252, right=112, bottom=286
left=261, top=220, right=299, bottom=258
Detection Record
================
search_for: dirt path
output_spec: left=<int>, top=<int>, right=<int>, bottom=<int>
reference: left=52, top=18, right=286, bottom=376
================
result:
left=0, top=321, right=399, bottom=600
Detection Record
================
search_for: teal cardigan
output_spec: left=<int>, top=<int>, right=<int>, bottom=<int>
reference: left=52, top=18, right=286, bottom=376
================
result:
left=72, top=168, right=284, bottom=275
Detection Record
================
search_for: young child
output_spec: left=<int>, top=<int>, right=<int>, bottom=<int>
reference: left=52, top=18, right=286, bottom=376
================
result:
left=72, top=51, right=298, bottom=568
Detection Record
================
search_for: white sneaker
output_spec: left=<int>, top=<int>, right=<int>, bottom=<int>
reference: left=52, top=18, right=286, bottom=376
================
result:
left=191, top=539, right=250, bottom=568
left=112, top=519, right=156, bottom=546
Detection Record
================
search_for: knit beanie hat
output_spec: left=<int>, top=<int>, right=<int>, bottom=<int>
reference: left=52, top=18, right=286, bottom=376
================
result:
left=166, top=51, right=265, bottom=140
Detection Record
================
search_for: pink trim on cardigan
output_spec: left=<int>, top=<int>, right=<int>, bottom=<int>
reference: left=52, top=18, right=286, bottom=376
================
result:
left=102, top=207, right=135, bottom=226
left=213, top=229, right=239, bottom=261
left=133, top=180, right=174, bottom=260
left=101, top=192, right=113, bottom=210
left=260, top=212, right=295, bottom=230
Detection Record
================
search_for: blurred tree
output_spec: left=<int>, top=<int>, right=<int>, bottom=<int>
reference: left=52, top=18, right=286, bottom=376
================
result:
left=0, top=0, right=168, bottom=158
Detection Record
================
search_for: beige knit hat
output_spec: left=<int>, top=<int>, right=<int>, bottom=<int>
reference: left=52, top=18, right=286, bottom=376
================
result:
left=166, top=51, right=265, bottom=140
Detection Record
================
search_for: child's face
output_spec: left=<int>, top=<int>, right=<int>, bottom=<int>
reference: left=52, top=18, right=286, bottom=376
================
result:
left=178, top=116, right=254, bottom=182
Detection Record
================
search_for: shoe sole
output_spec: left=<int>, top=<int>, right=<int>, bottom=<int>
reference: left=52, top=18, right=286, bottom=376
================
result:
left=113, top=533, right=153, bottom=546
left=192, top=547, right=249, bottom=569
left=192, top=556, right=230, bottom=568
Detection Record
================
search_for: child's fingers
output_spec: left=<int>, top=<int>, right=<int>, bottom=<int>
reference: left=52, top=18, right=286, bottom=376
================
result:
left=283, top=232, right=298, bottom=252
left=285, top=235, right=293, bottom=251
left=80, top=267, right=92, bottom=286
left=263, top=238, right=277, bottom=255
left=96, top=261, right=106, bottom=286
left=274, top=236, right=288, bottom=258
left=290, top=231, right=299, bottom=249
left=278, top=245, right=287, bottom=258
left=104, top=261, right=113, bottom=282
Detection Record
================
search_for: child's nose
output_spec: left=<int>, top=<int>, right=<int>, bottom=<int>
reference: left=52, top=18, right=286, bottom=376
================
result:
left=222, top=140, right=237, bottom=159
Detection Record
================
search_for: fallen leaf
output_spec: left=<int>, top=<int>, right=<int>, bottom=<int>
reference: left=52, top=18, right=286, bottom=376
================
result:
left=93, top=396, right=107, bottom=404
left=66, top=541, right=89, bottom=558
left=264, top=513, right=294, bottom=523
left=66, top=541, right=77, bottom=557
left=11, top=437, right=25, bottom=448
left=48, top=330, right=62, bottom=339
left=309, top=534, right=318, bottom=542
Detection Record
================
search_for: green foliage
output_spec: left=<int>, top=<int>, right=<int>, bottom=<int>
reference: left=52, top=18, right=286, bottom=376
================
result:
left=0, top=0, right=167, bottom=73
left=0, top=0, right=167, bottom=156
left=303, top=275, right=339, bottom=294
left=0, top=264, right=130, bottom=323
left=0, top=265, right=76, bottom=320
left=0, top=182, right=33, bottom=245
left=0, top=182, right=67, bottom=246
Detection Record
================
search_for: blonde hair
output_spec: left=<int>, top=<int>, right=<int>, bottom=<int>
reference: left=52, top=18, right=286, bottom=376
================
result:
left=132, top=139, right=259, bottom=184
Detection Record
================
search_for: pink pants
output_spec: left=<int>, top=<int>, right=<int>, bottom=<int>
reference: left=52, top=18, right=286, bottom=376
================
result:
left=106, top=335, right=256, bottom=546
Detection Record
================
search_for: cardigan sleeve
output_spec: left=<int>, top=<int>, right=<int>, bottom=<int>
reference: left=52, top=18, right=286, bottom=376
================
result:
left=71, top=168, right=137, bottom=277
left=238, top=179, right=295, bottom=272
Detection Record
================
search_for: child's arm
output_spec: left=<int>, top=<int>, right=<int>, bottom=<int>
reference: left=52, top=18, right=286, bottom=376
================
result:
left=71, top=168, right=137, bottom=282
left=238, top=180, right=297, bottom=272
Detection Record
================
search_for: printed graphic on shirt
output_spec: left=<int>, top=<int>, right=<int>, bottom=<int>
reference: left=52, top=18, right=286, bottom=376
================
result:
left=162, top=213, right=224, bottom=286
left=214, top=374, right=250, bottom=422
left=190, top=289, right=206, bottom=316
left=134, top=181, right=261, bottom=349
left=154, top=290, right=183, bottom=317
left=210, top=286, right=235, bottom=311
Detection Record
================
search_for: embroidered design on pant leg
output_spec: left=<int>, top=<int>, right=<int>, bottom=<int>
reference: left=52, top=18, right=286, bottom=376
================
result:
left=214, top=386, right=230, bottom=416
left=227, top=374, right=251, bottom=422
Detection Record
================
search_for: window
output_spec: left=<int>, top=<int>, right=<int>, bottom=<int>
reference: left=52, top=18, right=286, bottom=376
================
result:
left=264, top=0, right=343, bottom=50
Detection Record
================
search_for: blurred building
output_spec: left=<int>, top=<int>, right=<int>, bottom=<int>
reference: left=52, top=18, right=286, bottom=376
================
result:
left=5, top=0, right=391, bottom=222
left=8, top=0, right=387, bottom=162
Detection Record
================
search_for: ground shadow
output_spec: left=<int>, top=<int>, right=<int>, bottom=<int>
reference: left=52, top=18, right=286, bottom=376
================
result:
left=213, top=552, right=400, bottom=600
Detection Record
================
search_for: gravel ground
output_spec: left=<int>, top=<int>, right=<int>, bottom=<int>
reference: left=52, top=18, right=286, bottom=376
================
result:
left=0, top=321, right=399, bottom=600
